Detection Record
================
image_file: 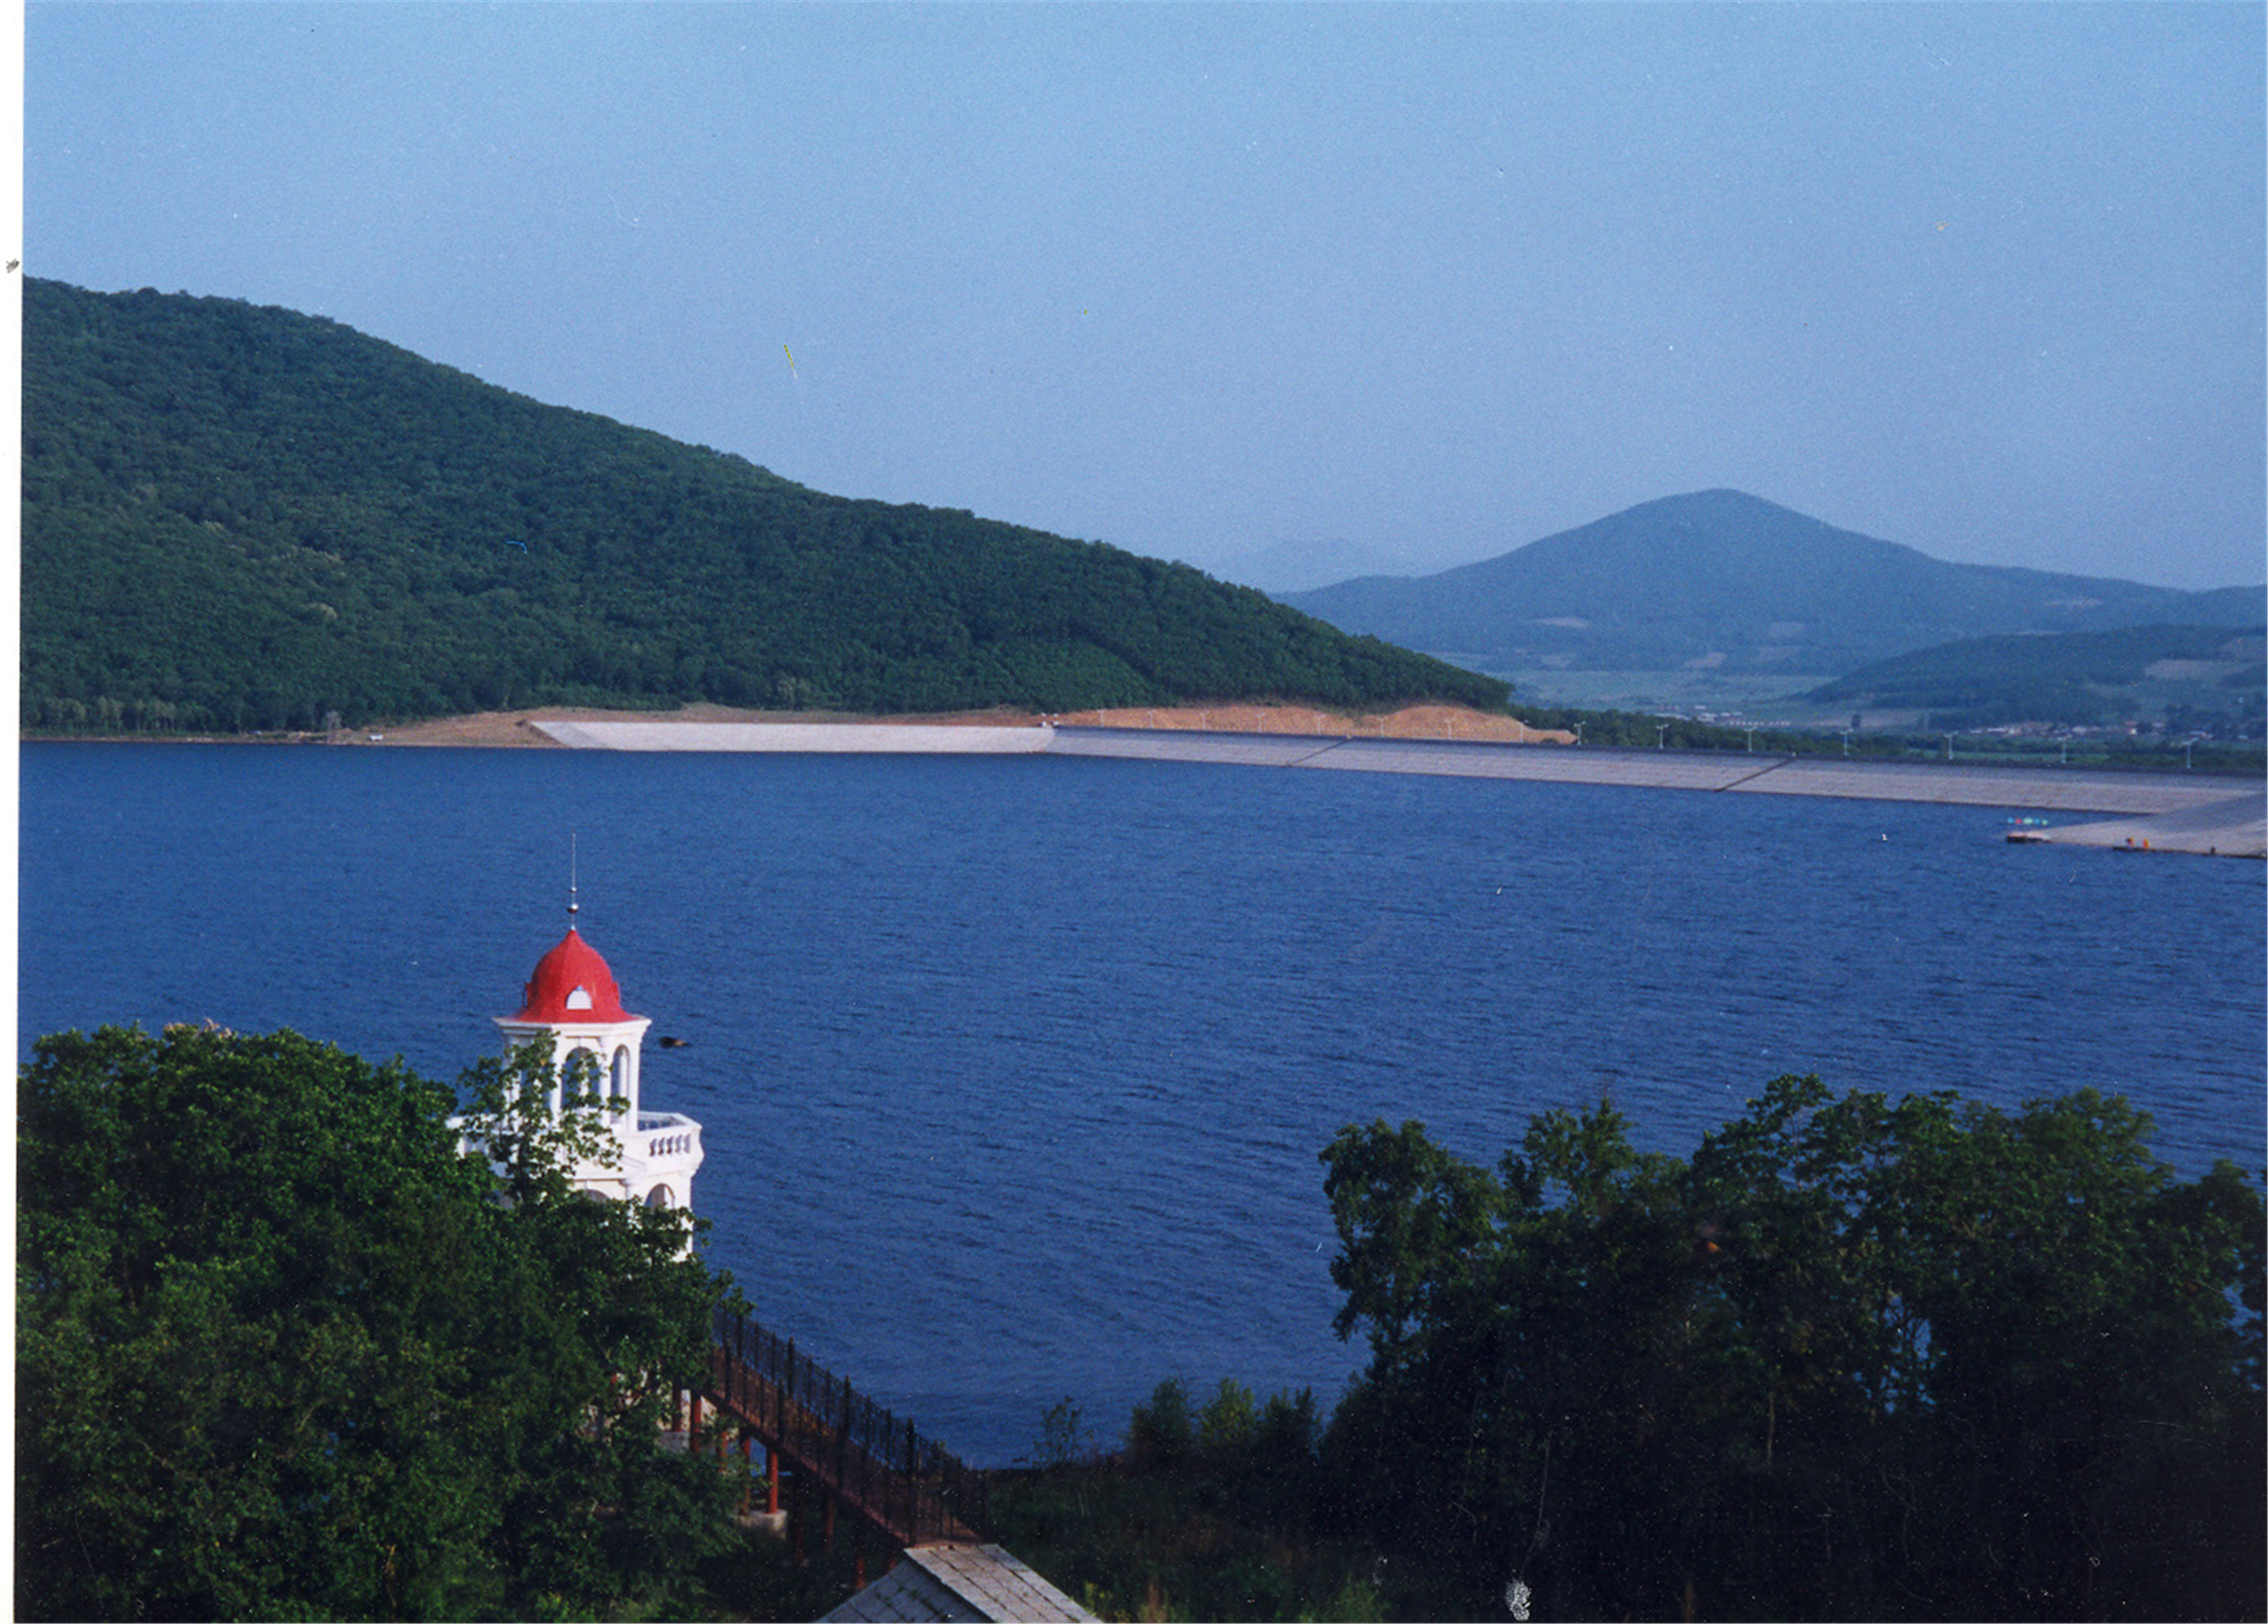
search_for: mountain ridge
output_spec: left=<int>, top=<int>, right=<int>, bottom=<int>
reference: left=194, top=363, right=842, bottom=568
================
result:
left=1282, top=488, right=2263, bottom=680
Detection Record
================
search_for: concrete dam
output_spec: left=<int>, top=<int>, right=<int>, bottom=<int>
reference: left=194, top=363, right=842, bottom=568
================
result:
left=528, top=720, right=2266, bottom=857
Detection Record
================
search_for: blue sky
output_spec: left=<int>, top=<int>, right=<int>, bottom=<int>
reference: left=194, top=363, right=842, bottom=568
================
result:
left=22, top=2, right=2265, bottom=591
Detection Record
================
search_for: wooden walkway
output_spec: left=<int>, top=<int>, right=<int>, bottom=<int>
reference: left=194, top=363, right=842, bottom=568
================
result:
left=699, top=1308, right=986, bottom=1552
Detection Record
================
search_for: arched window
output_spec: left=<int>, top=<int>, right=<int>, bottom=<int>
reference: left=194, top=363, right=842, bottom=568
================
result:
left=565, top=985, right=594, bottom=1011
left=646, top=1184, right=674, bottom=1208
left=609, top=1046, right=631, bottom=1103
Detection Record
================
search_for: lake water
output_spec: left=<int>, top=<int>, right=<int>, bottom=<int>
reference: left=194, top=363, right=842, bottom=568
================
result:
left=19, top=742, right=2266, bottom=1464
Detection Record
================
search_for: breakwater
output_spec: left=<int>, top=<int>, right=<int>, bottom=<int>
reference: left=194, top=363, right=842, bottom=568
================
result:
left=529, top=719, right=2263, bottom=854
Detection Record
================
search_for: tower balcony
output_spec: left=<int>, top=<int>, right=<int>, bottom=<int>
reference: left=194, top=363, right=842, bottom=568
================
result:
left=634, top=1111, right=703, bottom=1166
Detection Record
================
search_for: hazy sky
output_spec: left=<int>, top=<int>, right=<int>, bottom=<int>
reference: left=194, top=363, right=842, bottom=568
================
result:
left=24, top=3, right=2266, bottom=590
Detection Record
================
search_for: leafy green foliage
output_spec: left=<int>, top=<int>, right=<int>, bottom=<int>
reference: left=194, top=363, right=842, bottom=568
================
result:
left=1126, top=1376, right=1195, bottom=1469
left=17, top=1025, right=741, bottom=1620
left=1317, top=1082, right=2266, bottom=1620
left=1025, top=1394, right=1101, bottom=1471
left=992, top=1381, right=1362, bottom=1622
left=21, top=278, right=1508, bottom=733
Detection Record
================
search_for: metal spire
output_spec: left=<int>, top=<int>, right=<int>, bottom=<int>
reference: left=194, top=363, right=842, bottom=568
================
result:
left=569, top=832, right=580, bottom=925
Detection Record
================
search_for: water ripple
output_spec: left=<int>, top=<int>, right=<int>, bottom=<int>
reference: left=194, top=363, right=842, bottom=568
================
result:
left=19, top=744, right=2263, bottom=1463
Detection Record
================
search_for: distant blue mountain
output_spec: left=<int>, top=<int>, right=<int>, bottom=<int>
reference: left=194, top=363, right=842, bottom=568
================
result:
left=1281, top=489, right=2266, bottom=678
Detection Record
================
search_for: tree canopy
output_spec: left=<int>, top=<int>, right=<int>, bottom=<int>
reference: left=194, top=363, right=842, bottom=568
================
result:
left=21, top=278, right=1509, bottom=733
left=1318, top=1078, right=2265, bottom=1621
left=16, top=1025, right=740, bottom=1621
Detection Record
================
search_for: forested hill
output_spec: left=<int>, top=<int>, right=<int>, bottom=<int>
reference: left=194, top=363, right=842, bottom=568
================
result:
left=1805, top=623, right=2266, bottom=733
left=21, top=279, right=1507, bottom=733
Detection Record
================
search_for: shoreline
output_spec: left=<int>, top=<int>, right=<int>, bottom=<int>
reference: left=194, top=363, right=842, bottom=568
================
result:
left=1036, top=727, right=2262, bottom=855
left=19, top=699, right=1572, bottom=749
left=374, top=699, right=1574, bottom=749
left=24, top=703, right=2262, bottom=854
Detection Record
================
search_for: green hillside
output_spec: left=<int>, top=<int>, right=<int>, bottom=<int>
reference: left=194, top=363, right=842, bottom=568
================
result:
left=1283, top=488, right=2265, bottom=680
left=21, top=280, right=1507, bottom=733
left=1803, top=624, right=2267, bottom=734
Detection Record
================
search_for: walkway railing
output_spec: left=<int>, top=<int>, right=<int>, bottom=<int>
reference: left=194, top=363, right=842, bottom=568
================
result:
left=706, top=1303, right=987, bottom=1548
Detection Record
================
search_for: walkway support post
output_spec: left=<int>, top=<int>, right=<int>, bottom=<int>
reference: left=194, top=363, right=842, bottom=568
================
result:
left=893, top=1415, right=911, bottom=1542
left=834, top=1372, right=852, bottom=1523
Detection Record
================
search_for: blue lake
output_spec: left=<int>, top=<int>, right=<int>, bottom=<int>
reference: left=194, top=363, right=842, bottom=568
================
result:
left=19, top=742, right=2266, bottom=1463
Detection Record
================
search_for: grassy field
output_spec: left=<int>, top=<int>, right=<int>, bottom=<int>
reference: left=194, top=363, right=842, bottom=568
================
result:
left=1498, top=667, right=1848, bottom=722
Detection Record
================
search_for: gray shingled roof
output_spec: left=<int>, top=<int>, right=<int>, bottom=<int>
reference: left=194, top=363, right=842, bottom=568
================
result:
left=818, top=1543, right=1095, bottom=1623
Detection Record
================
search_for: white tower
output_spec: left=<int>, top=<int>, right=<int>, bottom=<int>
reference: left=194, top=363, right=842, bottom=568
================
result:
left=492, top=895, right=703, bottom=1212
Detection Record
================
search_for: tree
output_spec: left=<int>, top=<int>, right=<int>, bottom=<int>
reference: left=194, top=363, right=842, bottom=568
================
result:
left=22, top=277, right=1514, bottom=733
left=1318, top=1080, right=2265, bottom=1620
left=17, top=1025, right=740, bottom=1621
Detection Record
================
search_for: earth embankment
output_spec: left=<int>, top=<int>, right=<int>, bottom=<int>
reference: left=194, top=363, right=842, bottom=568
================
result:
left=351, top=701, right=1568, bottom=749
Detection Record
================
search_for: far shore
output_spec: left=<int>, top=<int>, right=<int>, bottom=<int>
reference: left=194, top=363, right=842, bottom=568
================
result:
left=24, top=702, right=2260, bottom=852
left=220, top=699, right=1576, bottom=749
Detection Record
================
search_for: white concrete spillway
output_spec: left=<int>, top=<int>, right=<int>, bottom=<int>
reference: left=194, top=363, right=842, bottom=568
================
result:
left=532, top=720, right=1055, bottom=753
left=527, top=721, right=2264, bottom=855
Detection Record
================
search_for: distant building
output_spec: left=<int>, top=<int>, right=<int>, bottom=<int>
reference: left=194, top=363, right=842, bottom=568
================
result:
left=470, top=902, right=703, bottom=1212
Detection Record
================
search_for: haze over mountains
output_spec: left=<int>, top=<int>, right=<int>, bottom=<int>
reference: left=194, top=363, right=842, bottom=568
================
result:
left=1206, top=535, right=1486, bottom=596
left=1281, top=489, right=2263, bottom=683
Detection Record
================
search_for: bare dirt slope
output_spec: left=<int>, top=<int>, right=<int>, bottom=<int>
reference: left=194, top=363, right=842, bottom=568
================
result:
left=359, top=702, right=1570, bottom=748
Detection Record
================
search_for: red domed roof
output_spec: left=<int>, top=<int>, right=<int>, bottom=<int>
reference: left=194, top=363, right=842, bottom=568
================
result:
left=510, top=927, right=636, bottom=1023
